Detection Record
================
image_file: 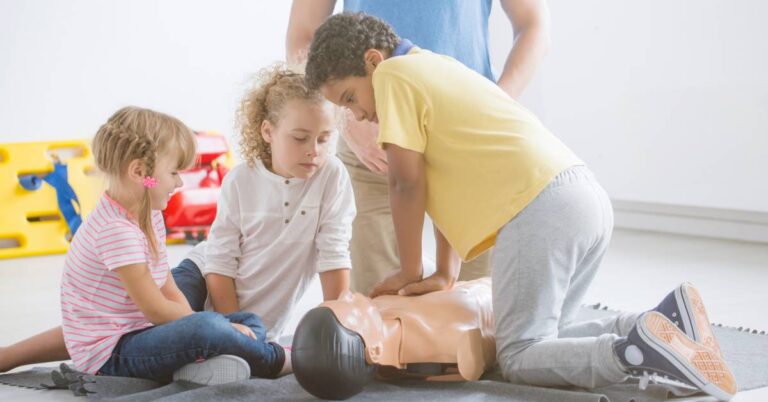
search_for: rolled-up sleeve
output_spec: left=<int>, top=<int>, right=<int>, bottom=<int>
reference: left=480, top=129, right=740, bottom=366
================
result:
left=202, top=172, right=243, bottom=278
left=315, top=159, right=356, bottom=272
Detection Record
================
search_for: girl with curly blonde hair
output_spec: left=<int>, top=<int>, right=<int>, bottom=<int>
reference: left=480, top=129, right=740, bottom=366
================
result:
left=171, top=65, right=355, bottom=369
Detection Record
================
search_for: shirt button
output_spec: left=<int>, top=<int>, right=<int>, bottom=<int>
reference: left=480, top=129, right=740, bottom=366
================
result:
left=284, top=202, right=289, bottom=207
left=284, top=179, right=289, bottom=185
left=284, top=219, right=289, bottom=224
left=301, top=210, right=306, bottom=215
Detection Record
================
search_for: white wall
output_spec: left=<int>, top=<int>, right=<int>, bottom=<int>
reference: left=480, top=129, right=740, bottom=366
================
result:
left=489, top=1, right=768, bottom=213
left=2, top=1, right=766, bottom=215
left=0, top=0, right=294, bottom=146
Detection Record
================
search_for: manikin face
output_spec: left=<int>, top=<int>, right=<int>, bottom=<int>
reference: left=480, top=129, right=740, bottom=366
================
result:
left=147, top=148, right=184, bottom=210
left=261, top=99, right=334, bottom=179
left=321, top=291, right=387, bottom=364
left=320, top=49, right=383, bottom=124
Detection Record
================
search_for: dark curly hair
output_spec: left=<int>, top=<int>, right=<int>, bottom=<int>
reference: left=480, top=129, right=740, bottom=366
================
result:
left=305, top=12, right=400, bottom=90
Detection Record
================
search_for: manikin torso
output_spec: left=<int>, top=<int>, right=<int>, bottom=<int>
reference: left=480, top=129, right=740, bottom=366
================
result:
left=319, top=278, right=496, bottom=380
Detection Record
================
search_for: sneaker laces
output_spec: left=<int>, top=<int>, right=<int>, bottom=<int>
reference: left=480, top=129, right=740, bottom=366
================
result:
left=638, top=370, right=660, bottom=390
left=637, top=370, right=698, bottom=396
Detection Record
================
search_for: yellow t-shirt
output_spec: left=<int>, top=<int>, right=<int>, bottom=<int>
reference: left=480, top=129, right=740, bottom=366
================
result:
left=374, top=48, right=583, bottom=261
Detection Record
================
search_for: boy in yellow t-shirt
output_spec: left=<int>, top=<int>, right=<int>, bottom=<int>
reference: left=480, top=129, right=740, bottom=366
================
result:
left=304, top=12, right=736, bottom=400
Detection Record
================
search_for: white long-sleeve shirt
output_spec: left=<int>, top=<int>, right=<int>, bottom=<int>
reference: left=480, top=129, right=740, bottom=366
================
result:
left=185, top=156, right=355, bottom=338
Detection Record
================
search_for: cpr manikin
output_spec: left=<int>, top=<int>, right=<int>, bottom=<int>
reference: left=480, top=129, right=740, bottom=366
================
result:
left=291, top=278, right=496, bottom=400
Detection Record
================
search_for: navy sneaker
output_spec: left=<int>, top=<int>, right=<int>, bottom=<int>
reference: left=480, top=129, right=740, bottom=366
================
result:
left=614, top=311, right=737, bottom=401
left=651, top=283, right=722, bottom=356
left=173, top=354, right=251, bottom=385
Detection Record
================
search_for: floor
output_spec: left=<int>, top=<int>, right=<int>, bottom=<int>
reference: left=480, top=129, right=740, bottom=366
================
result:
left=1, top=228, right=767, bottom=401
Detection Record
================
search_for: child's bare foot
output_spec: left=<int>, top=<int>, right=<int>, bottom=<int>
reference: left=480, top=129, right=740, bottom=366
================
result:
left=278, top=347, right=292, bottom=377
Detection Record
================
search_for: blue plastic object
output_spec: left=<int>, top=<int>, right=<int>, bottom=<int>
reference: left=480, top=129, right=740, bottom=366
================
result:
left=19, top=174, right=43, bottom=191
left=18, top=162, right=82, bottom=236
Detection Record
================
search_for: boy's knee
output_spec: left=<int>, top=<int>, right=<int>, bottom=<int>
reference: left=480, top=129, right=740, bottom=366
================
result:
left=497, top=351, right=528, bottom=384
left=496, top=338, right=540, bottom=383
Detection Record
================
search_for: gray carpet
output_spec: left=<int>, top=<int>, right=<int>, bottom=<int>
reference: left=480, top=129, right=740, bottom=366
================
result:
left=2, top=305, right=766, bottom=402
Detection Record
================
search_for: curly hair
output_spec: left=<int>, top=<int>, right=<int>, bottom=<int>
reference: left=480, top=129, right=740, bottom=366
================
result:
left=91, top=106, right=196, bottom=257
left=238, top=64, right=327, bottom=168
left=305, top=12, right=400, bottom=90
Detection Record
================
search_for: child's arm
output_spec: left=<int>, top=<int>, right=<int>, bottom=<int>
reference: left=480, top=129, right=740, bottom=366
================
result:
left=370, top=144, right=427, bottom=297
left=399, top=210, right=462, bottom=298
left=314, top=158, right=355, bottom=300
left=201, top=170, right=244, bottom=314
left=319, top=268, right=350, bottom=301
left=206, top=273, right=240, bottom=314
left=115, top=263, right=193, bottom=325
left=160, top=271, right=192, bottom=310
left=430, top=225, right=461, bottom=283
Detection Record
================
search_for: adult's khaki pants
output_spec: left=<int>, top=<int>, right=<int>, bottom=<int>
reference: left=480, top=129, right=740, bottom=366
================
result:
left=337, top=139, right=491, bottom=295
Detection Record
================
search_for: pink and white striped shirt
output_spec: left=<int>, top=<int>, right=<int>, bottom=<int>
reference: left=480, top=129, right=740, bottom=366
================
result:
left=60, top=194, right=168, bottom=374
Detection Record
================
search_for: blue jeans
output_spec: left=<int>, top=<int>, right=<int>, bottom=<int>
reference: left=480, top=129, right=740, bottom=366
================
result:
left=97, top=262, right=285, bottom=381
left=171, top=258, right=208, bottom=312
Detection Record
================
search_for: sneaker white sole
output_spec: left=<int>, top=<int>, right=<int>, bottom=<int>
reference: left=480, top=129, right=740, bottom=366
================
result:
left=678, top=283, right=723, bottom=357
left=639, top=312, right=737, bottom=401
left=173, top=354, right=251, bottom=385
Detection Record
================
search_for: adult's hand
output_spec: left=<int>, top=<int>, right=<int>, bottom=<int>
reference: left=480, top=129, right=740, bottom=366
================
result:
left=343, top=116, right=388, bottom=175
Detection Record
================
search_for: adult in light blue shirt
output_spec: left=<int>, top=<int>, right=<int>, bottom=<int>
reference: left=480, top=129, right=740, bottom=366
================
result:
left=342, top=0, right=496, bottom=81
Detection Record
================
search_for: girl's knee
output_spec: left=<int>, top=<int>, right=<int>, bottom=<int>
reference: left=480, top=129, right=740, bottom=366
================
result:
left=183, top=312, right=230, bottom=334
left=226, top=311, right=260, bottom=323
left=182, top=313, right=245, bottom=347
left=227, top=312, right=266, bottom=333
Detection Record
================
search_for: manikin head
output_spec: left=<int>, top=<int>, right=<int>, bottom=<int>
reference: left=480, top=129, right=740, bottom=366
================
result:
left=291, top=291, right=381, bottom=400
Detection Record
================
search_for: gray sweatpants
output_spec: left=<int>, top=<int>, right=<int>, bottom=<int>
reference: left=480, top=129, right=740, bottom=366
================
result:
left=492, top=165, right=638, bottom=388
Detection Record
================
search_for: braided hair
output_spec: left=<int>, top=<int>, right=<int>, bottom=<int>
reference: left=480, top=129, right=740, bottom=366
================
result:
left=91, top=106, right=196, bottom=257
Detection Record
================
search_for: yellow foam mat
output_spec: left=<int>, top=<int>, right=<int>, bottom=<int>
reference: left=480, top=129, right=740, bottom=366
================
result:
left=0, top=140, right=104, bottom=259
left=1, top=133, right=234, bottom=257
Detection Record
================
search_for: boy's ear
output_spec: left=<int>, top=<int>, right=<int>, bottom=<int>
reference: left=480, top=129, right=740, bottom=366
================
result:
left=364, top=49, right=385, bottom=73
left=126, top=158, right=145, bottom=184
left=261, top=120, right=274, bottom=143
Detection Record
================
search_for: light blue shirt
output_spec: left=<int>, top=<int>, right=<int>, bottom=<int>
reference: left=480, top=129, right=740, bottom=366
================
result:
left=343, top=0, right=495, bottom=81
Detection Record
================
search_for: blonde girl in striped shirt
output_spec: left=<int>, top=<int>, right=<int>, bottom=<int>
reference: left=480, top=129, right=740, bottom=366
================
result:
left=0, top=107, right=289, bottom=383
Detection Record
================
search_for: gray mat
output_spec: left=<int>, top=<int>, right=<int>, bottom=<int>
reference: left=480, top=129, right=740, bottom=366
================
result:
left=2, top=305, right=766, bottom=402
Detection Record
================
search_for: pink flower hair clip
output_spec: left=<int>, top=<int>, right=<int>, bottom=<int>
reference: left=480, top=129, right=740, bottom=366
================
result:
left=142, top=176, right=158, bottom=188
